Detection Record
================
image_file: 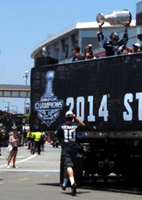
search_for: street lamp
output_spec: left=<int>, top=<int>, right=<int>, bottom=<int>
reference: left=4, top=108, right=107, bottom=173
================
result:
left=23, top=70, right=29, bottom=114
left=23, top=70, right=29, bottom=85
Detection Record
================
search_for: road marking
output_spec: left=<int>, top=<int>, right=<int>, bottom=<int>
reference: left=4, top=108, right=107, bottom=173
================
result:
left=0, top=169, right=60, bottom=172
left=0, top=156, right=24, bottom=159
left=16, top=156, right=25, bottom=159
left=0, top=154, right=37, bottom=168
left=20, top=178, right=29, bottom=181
left=16, top=154, right=37, bottom=164
left=44, top=175, right=50, bottom=177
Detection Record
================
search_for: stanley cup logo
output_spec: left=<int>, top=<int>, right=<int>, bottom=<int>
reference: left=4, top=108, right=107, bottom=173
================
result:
left=43, top=71, right=55, bottom=98
left=35, top=70, right=64, bottom=127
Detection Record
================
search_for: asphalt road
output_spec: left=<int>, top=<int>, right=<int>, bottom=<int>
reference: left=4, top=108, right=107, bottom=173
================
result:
left=0, top=143, right=142, bottom=200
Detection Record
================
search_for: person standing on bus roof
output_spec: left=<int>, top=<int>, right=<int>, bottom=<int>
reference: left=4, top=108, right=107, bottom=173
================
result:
left=133, top=43, right=141, bottom=53
left=97, top=22, right=129, bottom=56
left=72, top=45, right=85, bottom=62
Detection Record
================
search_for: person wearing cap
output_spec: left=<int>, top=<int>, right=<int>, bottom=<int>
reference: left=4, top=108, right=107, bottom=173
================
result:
left=133, top=43, right=141, bottom=53
left=55, top=111, right=85, bottom=196
left=97, top=22, right=129, bottom=56
left=84, top=44, right=94, bottom=60
left=72, top=45, right=85, bottom=62
left=7, top=124, right=18, bottom=168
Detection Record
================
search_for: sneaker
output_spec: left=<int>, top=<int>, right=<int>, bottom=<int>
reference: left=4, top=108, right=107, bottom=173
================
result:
left=71, top=183, right=77, bottom=196
left=7, top=165, right=10, bottom=169
left=61, top=184, right=66, bottom=191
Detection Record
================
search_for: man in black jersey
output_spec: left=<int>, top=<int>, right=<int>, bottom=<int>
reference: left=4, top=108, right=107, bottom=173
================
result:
left=55, top=111, right=85, bottom=196
left=97, top=22, right=129, bottom=56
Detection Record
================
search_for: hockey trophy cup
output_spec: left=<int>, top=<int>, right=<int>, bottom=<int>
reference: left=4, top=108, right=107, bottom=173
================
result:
left=96, top=10, right=132, bottom=27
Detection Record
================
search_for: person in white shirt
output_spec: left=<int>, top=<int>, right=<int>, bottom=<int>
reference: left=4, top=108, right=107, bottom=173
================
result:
left=7, top=128, right=18, bottom=168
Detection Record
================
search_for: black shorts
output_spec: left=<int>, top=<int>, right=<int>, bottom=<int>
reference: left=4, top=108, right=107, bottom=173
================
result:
left=61, top=152, right=78, bottom=168
left=12, top=146, right=18, bottom=151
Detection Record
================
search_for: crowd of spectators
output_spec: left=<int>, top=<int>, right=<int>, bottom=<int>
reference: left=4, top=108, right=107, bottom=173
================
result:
left=71, top=24, right=142, bottom=62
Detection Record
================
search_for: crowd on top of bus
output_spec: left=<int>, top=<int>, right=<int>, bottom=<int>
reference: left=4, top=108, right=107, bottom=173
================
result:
left=72, top=22, right=142, bottom=62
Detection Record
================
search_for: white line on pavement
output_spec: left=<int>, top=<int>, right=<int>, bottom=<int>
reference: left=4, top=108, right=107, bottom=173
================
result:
left=15, top=154, right=37, bottom=164
left=0, top=154, right=37, bottom=168
left=0, top=169, right=60, bottom=172
left=0, top=156, right=24, bottom=159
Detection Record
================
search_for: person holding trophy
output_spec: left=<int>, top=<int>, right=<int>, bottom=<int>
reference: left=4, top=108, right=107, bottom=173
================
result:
left=97, top=10, right=131, bottom=57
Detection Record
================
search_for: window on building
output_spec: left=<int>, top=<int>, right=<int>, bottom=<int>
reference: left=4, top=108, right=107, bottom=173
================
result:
left=62, top=40, right=69, bottom=59
left=82, top=37, right=100, bottom=53
left=55, top=48, right=59, bottom=59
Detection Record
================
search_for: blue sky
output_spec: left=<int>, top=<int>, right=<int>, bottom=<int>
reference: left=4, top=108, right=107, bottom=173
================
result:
left=0, top=0, right=140, bottom=113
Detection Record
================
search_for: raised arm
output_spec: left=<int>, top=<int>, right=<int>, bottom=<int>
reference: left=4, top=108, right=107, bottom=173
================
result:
left=73, top=114, right=85, bottom=126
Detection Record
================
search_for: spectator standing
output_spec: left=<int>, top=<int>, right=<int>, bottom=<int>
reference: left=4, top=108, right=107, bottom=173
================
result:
left=41, top=132, right=46, bottom=151
left=30, top=132, right=35, bottom=154
left=7, top=125, right=18, bottom=168
left=27, top=130, right=31, bottom=149
left=32, top=132, right=42, bottom=155
left=22, top=129, right=27, bottom=146
left=55, top=111, right=85, bottom=196
left=17, top=130, right=22, bottom=146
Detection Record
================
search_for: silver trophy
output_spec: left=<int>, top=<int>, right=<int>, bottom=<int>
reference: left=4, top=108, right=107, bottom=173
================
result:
left=96, top=10, right=132, bottom=26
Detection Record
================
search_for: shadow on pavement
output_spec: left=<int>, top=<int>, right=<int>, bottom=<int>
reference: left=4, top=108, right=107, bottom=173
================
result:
left=37, top=181, right=142, bottom=196
left=79, top=181, right=142, bottom=196
left=37, top=182, right=91, bottom=196
left=37, top=183, right=60, bottom=187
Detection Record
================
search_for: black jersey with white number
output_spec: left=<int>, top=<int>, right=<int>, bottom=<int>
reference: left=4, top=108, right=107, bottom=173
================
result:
left=55, top=122, right=83, bottom=154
